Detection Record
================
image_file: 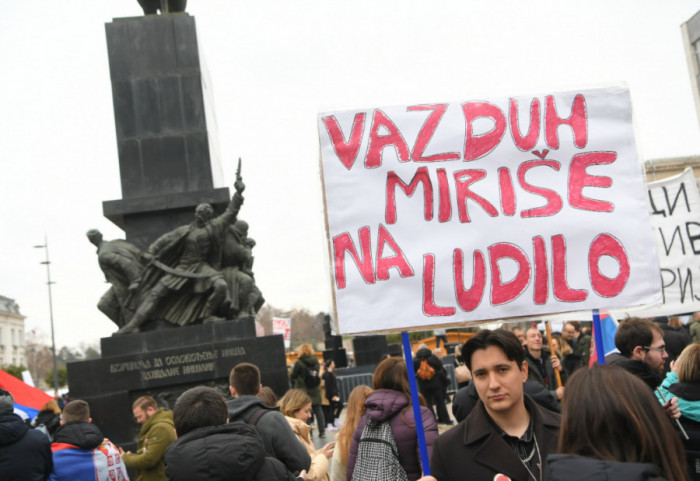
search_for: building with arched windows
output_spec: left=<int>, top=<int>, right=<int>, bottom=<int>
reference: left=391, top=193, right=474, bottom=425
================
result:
left=0, top=296, right=26, bottom=367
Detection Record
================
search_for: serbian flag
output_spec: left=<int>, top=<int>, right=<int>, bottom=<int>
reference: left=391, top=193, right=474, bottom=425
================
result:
left=589, top=310, right=619, bottom=366
left=0, top=369, right=52, bottom=419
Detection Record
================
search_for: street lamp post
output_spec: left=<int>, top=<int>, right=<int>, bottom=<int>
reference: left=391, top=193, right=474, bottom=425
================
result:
left=34, top=236, right=58, bottom=395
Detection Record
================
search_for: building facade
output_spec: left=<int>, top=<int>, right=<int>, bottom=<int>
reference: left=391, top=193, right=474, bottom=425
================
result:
left=682, top=11, right=700, bottom=133
left=646, top=155, right=700, bottom=185
left=0, top=296, right=26, bottom=367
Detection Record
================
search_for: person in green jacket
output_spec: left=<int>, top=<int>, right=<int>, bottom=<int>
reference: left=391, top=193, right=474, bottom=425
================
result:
left=690, top=312, right=700, bottom=344
left=291, top=343, right=325, bottom=438
left=120, top=396, right=176, bottom=481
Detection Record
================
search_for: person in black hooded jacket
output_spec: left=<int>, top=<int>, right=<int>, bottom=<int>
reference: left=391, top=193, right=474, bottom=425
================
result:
left=165, top=386, right=305, bottom=481
left=413, top=346, right=452, bottom=424
left=31, top=399, right=62, bottom=440
left=0, top=388, right=52, bottom=480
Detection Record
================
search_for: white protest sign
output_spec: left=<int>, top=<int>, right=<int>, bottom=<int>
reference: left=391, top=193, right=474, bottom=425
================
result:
left=319, top=86, right=662, bottom=334
left=272, top=317, right=291, bottom=348
left=638, top=168, right=700, bottom=316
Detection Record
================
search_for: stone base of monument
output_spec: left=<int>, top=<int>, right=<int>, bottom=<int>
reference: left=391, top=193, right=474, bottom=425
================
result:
left=67, top=318, right=289, bottom=448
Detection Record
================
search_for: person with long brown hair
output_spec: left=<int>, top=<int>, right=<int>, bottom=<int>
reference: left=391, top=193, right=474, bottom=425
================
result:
left=279, top=389, right=335, bottom=481
left=545, top=364, right=688, bottom=481
left=331, top=385, right=372, bottom=481
left=346, top=357, right=438, bottom=481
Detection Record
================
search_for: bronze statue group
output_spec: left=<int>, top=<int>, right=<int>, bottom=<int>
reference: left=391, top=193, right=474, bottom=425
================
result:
left=87, top=170, right=264, bottom=335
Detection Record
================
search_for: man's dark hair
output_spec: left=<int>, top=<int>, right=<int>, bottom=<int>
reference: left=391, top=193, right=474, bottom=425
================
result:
left=229, top=363, right=261, bottom=395
left=461, top=329, right=524, bottom=370
left=63, top=399, right=90, bottom=423
left=173, top=386, right=227, bottom=436
left=615, top=318, right=663, bottom=357
left=565, top=321, right=582, bottom=332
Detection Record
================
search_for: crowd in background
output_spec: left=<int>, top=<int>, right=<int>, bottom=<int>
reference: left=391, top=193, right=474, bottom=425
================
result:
left=1, top=315, right=699, bottom=480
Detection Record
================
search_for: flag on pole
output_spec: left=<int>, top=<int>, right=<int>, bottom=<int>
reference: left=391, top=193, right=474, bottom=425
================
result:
left=0, top=369, right=52, bottom=419
left=589, top=311, right=619, bottom=366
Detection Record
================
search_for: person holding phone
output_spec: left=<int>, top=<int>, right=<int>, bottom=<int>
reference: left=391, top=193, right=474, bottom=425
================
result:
left=279, top=389, right=335, bottom=481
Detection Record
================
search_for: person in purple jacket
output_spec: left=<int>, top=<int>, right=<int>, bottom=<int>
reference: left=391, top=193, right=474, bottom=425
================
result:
left=346, top=357, right=438, bottom=481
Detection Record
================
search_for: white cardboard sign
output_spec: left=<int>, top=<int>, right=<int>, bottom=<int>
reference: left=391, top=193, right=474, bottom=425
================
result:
left=272, top=317, right=291, bottom=348
left=319, top=86, right=662, bottom=334
left=642, top=168, right=700, bottom=316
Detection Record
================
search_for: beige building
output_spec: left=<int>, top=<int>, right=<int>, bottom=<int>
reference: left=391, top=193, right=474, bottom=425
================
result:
left=645, top=155, right=700, bottom=185
left=0, top=296, right=26, bottom=367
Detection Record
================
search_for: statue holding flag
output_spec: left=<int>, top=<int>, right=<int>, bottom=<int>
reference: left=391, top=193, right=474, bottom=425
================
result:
left=116, top=161, right=246, bottom=334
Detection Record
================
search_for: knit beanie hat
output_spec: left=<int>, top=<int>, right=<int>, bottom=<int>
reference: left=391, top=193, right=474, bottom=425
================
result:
left=0, top=389, right=14, bottom=412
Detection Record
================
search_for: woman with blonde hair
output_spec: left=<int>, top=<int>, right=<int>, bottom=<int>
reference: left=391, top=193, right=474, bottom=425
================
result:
left=347, top=357, right=438, bottom=481
left=279, top=389, right=335, bottom=481
left=331, top=385, right=372, bottom=481
left=291, top=343, right=325, bottom=438
left=656, top=342, right=700, bottom=478
left=551, top=333, right=576, bottom=377
left=657, top=343, right=700, bottom=422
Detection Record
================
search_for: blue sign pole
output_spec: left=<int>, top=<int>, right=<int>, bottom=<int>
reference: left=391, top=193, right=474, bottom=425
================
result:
left=592, top=308, right=606, bottom=365
left=402, top=331, right=431, bottom=476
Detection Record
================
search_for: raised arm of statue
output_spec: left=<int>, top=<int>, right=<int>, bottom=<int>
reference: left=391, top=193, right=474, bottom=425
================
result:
left=217, top=161, right=246, bottom=227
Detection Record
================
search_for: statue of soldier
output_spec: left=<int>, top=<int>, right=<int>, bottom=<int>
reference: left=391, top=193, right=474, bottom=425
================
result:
left=86, top=229, right=146, bottom=328
left=220, top=219, right=265, bottom=319
left=116, top=176, right=245, bottom=335
left=137, top=0, right=187, bottom=15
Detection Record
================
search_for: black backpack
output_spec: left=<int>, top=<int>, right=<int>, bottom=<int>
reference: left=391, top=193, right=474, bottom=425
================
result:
left=298, top=359, right=320, bottom=388
left=303, top=365, right=321, bottom=388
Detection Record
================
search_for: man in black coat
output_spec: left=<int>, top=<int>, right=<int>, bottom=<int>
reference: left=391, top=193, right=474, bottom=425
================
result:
left=165, top=386, right=303, bottom=481
left=605, top=318, right=681, bottom=420
left=605, top=318, right=668, bottom=390
left=431, top=330, right=560, bottom=481
left=0, top=388, right=52, bottom=480
left=652, top=316, right=691, bottom=369
left=524, top=327, right=566, bottom=401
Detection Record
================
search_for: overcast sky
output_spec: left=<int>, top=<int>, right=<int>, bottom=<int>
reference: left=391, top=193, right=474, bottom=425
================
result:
left=2, top=0, right=700, bottom=349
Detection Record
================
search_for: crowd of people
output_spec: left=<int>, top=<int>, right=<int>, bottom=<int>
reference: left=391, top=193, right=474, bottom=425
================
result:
left=1, top=315, right=698, bottom=480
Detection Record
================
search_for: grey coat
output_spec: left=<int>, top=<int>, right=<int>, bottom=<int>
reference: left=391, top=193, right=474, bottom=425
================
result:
left=227, top=395, right=310, bottom=475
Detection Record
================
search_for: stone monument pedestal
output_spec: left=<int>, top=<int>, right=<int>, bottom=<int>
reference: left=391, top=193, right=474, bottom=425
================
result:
left=67, top=320, right=288, bottom=448
left=103, top=13, right=230, bottom=249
